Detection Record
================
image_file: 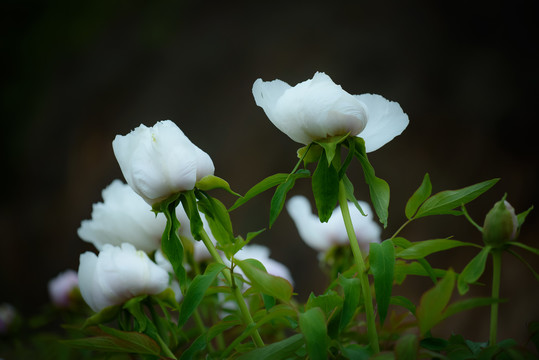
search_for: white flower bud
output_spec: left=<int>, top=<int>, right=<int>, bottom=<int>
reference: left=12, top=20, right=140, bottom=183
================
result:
left=78, top=243, right=169, bottom=312
left=112, top=120, right=215, bottom=206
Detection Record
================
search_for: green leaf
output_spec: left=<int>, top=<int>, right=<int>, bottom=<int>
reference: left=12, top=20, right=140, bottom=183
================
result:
left=506, top=248, right=539, bottom=281
left=312, top=150, right=340, bottom=222
left=196, top=191, right=235, bottom=246
left=235, top=259, right=293, bottom=302
left=306, top=291, right=343, bottom=319
left=195, top=174, right=240, bottom=196
left=369, top=240, right=395, bottom=325
left=229, top=173, right=290, bottom=211
left=341, top=174, right=366, bottom=216
left=414, top=178, right=499, bottom=219
left=395, top=333, right=418, bottom=360
left=299, top=307, right=328, bottom=360
left=353, top=137, right=390, bottom=228
left=396, top=239, right=480, bottom=260
left=405, top=173, right=432, bottom=219
left=179, top=333, right=207, bottom=360
left=416, top=269, right=456, bottom=335
left=180, top=190, right=204, bottom=240
left=62, top=327, right=161, bottom=356
left=160, top=194, right=187, bottom=292
left=269, top=169, right=310, bottom=227
left=443, top=297, right=504, bottom=319
left=236, top=333, right=304, bottom=360
left=338, top=275, right=361, bottom=332
left=82, top=305, right=121, bottom=328
left=390, top=295, right=416, bottom=315
left=178, top=263, right=226, bottom=327
left=508, top=241, right=539, bottom=256
left=457, top=246, right=491, bottom=295
left=517, top=205, right=534, bottom=227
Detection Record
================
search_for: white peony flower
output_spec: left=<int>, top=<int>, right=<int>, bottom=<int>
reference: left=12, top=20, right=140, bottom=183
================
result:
left=77, top=180, right=166, bottom=253
left=252, top=72, right=409, bottom=152
left=78, top=243, right=169, bottom=312
left=233, top=244, right=294, bottom=286
left=112, top=120, right=215, bottom=206
left=48, top=269, right=79, bottom=308
left=286, top=195, right=381, bottom=253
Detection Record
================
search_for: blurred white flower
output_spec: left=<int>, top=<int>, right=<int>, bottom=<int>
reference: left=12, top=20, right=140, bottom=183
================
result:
left=112, top=120, right=215, bottom=206
left=286, top=195, right=381, bottom=253
left=252, top=72, right=409, bottom=152
left=233, top=244, right=294, bottom=286
left=78, top=180, right=166, bottom=253
left=0, top=303, right=16, bottom=334
left=48, top=269, right=79, bottom=308
left=78, top=243, right=169, bottom=312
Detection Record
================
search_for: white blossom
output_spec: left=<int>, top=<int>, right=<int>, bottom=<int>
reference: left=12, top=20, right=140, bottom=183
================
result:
left=78, top=243, right=169, bottom=312
left=112, top=120, right=214, bottom=206
left=286, top=195, right=381, bottom=253
left=253, top=72, right=409, bottom=152
left=77, top=180, right=166, bottom=253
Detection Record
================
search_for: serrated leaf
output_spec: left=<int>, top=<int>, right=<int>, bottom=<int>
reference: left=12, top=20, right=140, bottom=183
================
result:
left=235, top=259, right=293, bottom=302
left=405, top=173, right=432, bottom=219
left=312, top=151, right=340, bottom=222
left=236, top=333, right=304, bottom=360
left=416, top=269, right=456, bottom=335
left=457, top=246, right=491, bottom=295
left=299, top=307, right=328, bottom=360
left=396, top=239, right=480, bottom=260
left=414, top=178, right=499, bottom=219
left=229, top=173, right=290, bottom=211
left=369, top=240, right=395, bottom=325
left=178, top=263, right=226, bottom=327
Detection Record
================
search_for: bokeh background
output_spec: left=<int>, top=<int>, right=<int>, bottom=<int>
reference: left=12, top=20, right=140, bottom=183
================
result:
left=2, top=0, right=538, bottom=345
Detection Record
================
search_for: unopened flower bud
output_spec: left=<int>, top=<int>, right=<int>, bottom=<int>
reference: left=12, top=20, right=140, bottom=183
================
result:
left=482, top=198, right=518, bottom=247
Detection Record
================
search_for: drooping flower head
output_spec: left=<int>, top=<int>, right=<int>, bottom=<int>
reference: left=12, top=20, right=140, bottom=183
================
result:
left=77, top=180, right=166, bottom=253
left=48, top=269, right=79, bottom=308
left=286, top=195, right=381, bottom=253
left=252, top=72, right=409, bottom=152
left=112, top=120, right=215, bottom=206
left=78, top=243, right=170, bottom=312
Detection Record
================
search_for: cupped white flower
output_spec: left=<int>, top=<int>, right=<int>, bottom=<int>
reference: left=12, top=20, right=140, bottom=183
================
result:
left=253, top=72, right=409, bottom=152
left=77, top=180, right=166, bottom=253
left=233, top=244, right=294, bottom=286
left=112, top=120, right=215, bottom=206
left=48, top=269, right=79, bottom=308
left=78, top=243, right=169, bottom=312
left=286, top=195, right=381, bottom=253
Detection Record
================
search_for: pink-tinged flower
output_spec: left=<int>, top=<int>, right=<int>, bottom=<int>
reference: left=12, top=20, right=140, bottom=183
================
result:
left=253, top=72, right=409, bottom=152
left=78, top=243, right=169, bottom=312
left=112, top=120, right=215, bottom=206
left=48, top=269, right=79, bottom=308
left=77, top=180, right=166, bottom=253
left=286, top=195, right=381, bottom=253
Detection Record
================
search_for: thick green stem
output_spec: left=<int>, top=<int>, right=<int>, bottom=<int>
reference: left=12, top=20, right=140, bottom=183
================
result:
left=338, top=180, right=380, bottom=353
left=489, top=249, right=502, bottom=345
left=199, top=229, right=265, bottom=348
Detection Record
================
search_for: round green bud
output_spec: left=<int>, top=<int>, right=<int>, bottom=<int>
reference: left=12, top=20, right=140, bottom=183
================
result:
left=482, top=198, right=518, bottom=248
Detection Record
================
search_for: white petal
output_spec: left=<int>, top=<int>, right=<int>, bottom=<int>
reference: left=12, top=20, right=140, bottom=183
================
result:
left=355, top=94, right=409, bottom=153
left=252, top=77, right=291, bottom=130
left=78, top=252, right=100, bottom=312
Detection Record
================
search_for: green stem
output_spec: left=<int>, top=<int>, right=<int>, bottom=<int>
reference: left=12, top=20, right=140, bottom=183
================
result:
left=338, top=180, right=380, bottom=354
left=199, top=228, right=265, bottom=348
left=489, top=249, right=502, bottom=345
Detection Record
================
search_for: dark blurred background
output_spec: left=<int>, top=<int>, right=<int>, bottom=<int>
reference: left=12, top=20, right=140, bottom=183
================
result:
left=1, top=0, right=538, bottom=345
